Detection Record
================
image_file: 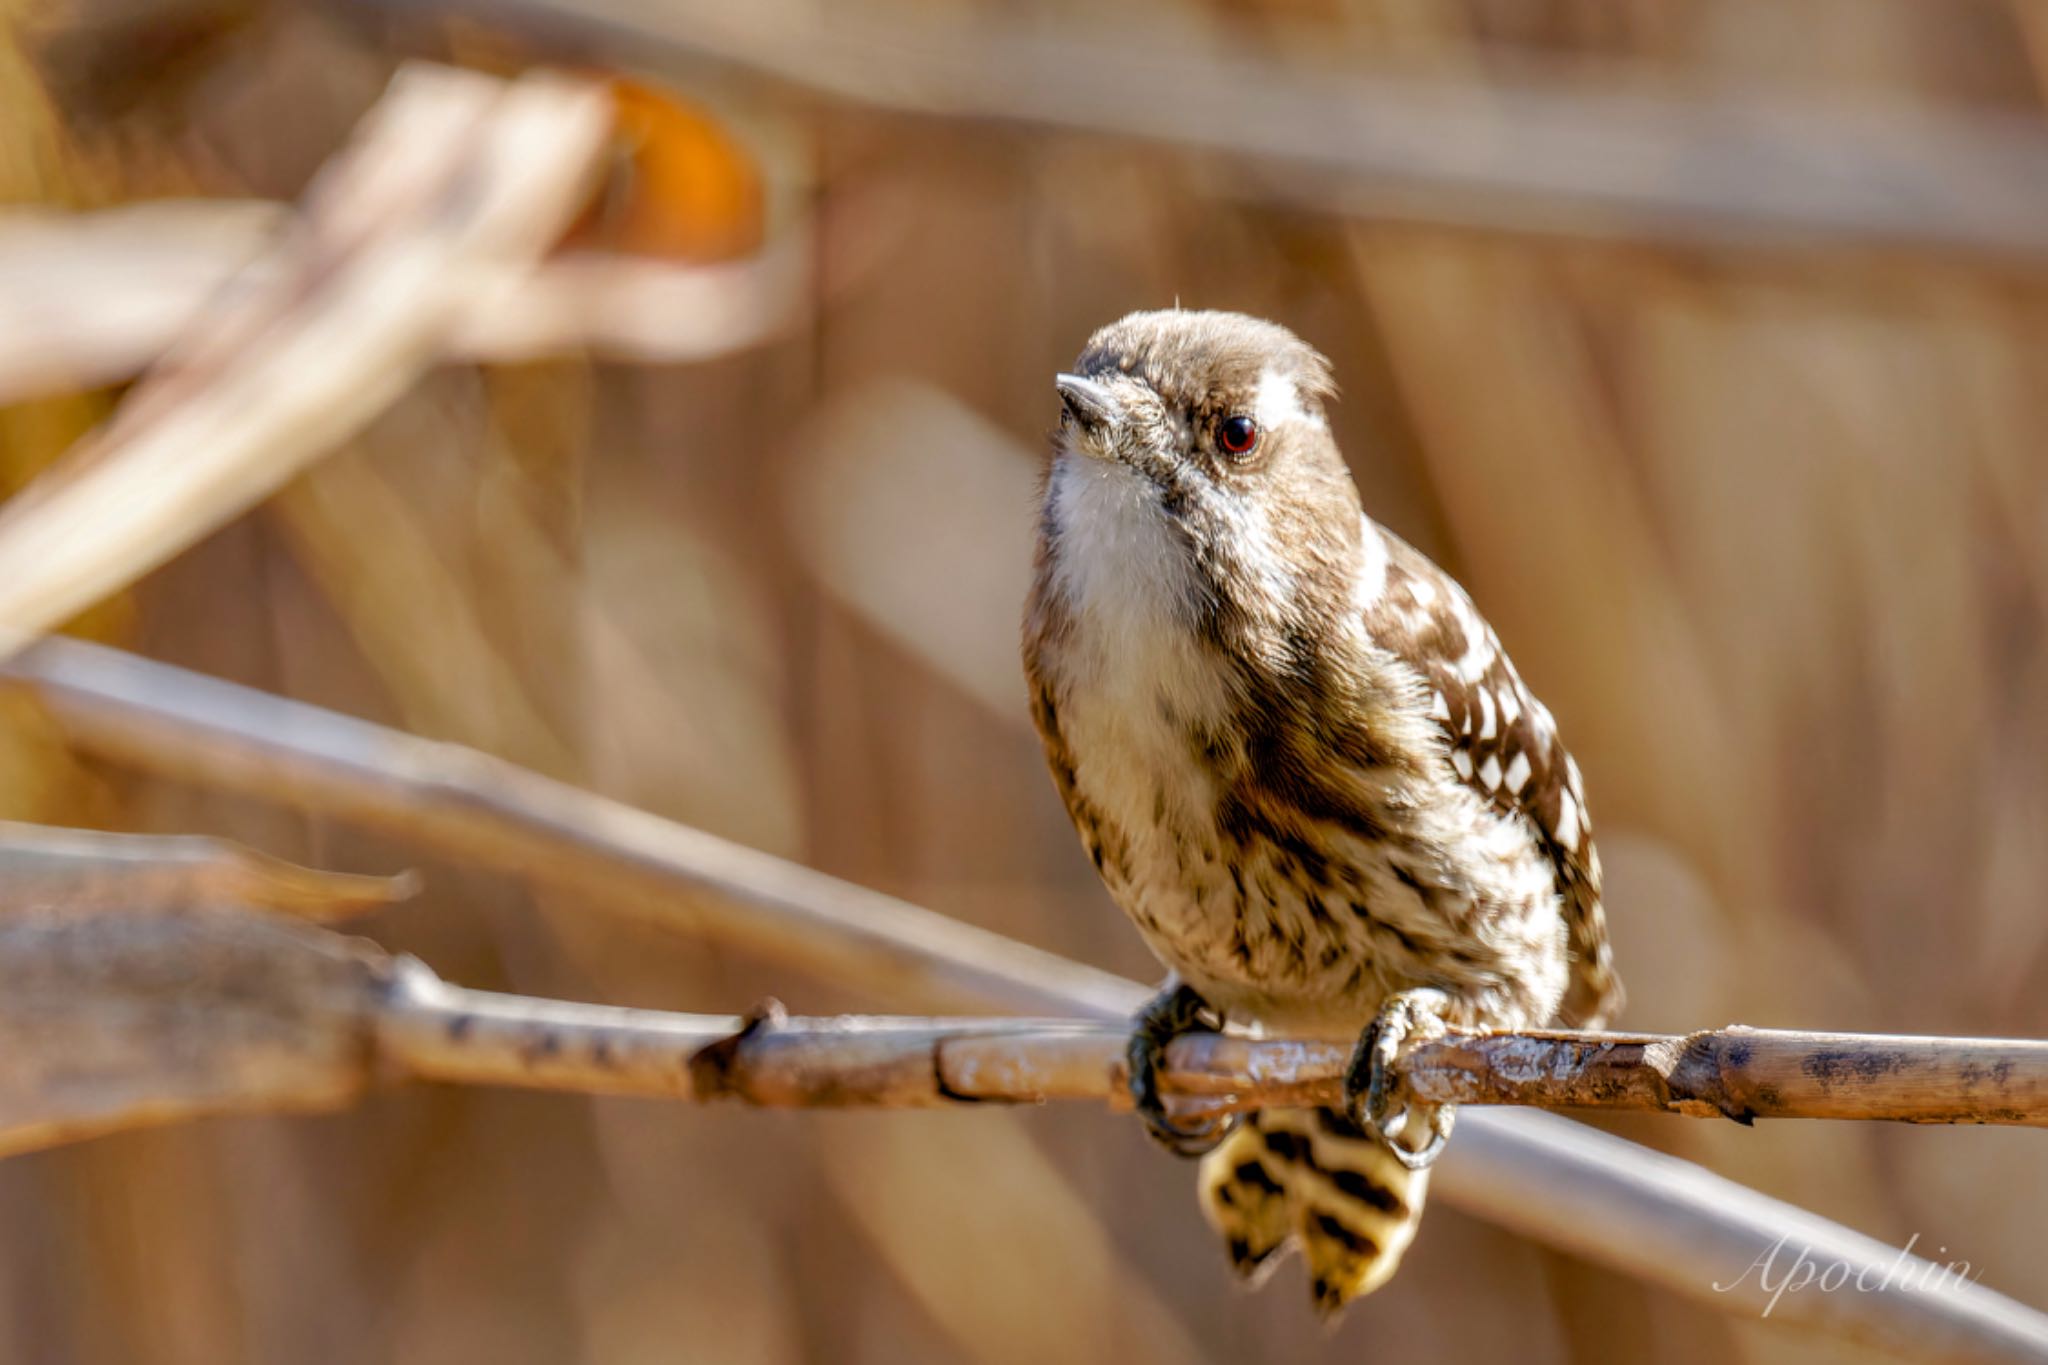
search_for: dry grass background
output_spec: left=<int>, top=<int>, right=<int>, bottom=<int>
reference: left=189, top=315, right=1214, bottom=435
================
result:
left=4, top=0, right=2048, bottom=1361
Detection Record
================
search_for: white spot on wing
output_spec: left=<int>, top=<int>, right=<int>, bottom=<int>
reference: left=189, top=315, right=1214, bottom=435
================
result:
left=1477, top=687, right=1497, bottom=740
left=1478, top=754, right=1502, bottom=790
left=1555, top=788, right=1581, bottom=849
left=1451, top=749, right=1474, bottom=781
left=1429, top=690, right=1451, bottom=722
left=1449, top=594, right=1496, bottom=682
left=1503, top=751, right=1531, bottom=792
left=1497, top=686, right=1520, bottom=729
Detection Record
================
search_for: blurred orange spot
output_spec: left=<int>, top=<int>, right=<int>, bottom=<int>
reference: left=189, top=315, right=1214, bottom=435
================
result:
left=563, top=77, right=766, bottom=263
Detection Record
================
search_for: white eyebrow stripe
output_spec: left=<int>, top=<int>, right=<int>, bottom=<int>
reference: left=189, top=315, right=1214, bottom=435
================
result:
left=1253, top=366, right=1325, bottom=432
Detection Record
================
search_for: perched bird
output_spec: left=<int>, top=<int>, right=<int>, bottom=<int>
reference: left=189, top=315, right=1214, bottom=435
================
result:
left=1021, top=309, right=1621, bottom=1313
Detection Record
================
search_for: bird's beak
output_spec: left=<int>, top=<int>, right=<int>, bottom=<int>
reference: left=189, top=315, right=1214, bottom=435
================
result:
left=1055, top=373, right=1122, bottom=440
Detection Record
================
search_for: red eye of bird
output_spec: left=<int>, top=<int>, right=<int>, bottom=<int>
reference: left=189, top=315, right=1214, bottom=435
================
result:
left=1218, top=414, right=1259, bottom=455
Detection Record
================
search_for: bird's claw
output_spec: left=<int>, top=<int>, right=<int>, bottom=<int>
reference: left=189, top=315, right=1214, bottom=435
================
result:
left=1342, top=988, right=1457, bottom=1171
left=1129, top=982, right=1240, bottom=1158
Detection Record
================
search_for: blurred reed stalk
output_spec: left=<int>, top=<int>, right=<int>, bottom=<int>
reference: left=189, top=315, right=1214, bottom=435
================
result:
left=0, top=201, right=807, bottom=405
left=356, top=0, right=2048, bottom=263
left=0, top=63, right=612, bottom=655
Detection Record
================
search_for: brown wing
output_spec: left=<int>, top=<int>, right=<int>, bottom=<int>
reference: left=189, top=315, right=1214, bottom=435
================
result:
left=1361, top=530, right=1623, bottom=1027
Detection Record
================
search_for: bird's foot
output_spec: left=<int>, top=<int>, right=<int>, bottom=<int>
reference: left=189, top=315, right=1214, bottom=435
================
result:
left=1128, top=981, right=1239, bottom=1158
left=1341, top=987, right=1457, bottom=1171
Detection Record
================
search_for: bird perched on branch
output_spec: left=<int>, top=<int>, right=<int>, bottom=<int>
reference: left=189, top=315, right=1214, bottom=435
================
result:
left=1022, top=309, right=1622, bottom=1313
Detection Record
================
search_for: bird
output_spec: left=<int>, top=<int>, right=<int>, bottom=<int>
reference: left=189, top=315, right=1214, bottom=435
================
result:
left=1020, top=309, right=1622, bottom=1313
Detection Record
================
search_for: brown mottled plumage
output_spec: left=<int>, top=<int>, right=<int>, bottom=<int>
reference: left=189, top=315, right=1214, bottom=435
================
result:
left=1022, top=309, right=1620, bottom=1312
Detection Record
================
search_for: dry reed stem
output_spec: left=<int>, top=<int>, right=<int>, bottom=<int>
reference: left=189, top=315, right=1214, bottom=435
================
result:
left=14, top=906, right=2041, bottom=1130
left=0, top=820, right=417, bottom=919
left=375, top=984, right=2048, bottom=1130
left=5, top=639, right=2047, bottom=1361
left=0, top=65, right=611, bottom=654
left=0, top=201, right=807, bottom=405
left=0, top=637, right=1141, bottom=1019
left=0, top=910, right=384, bottom=1157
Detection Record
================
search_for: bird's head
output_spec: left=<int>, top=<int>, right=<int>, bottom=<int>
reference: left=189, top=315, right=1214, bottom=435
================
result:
left=1044, top=309, right=1366, bottom=636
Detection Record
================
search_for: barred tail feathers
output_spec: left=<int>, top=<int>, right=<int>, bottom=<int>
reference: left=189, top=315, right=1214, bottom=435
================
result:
left=1196, top=1107, right=1427, bottom=1315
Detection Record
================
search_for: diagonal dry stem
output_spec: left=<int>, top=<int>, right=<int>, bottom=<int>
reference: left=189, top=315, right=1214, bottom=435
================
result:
left=0, top=64, right=612, bottom=655
left=0, top=637, right=1140, bottom=1019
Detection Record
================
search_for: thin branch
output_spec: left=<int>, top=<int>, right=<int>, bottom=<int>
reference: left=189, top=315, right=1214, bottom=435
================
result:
left=4, top=905, right=2047, bottom=1363
left=360, top=0, right=2048, bottom=264
left=1401, top=1028, right=2048, bottom=1127
left=378, top=985, right=2048, bottom=1129
left=0, top=65, right=611, bottom=654
left=5, top=640, right=2047, bottom=1363
left=24, top=899, right=2042, bottom=1129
